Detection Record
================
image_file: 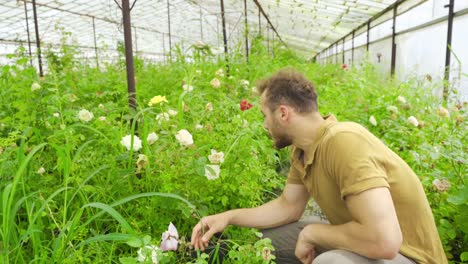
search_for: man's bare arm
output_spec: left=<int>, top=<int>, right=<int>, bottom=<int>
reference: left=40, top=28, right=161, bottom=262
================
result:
left=296, top=187, right=402, bottom=261
left=191, top=183, right=309, bottom=250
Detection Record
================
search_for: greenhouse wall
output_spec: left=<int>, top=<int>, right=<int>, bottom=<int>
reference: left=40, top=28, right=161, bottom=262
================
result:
left=316, top=0, right=468, bottom=102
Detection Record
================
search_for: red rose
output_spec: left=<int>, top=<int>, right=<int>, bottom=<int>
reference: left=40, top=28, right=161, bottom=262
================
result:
left=342, top=64, right=348, bottom=70
left=240, top=99, right=253, bottom=111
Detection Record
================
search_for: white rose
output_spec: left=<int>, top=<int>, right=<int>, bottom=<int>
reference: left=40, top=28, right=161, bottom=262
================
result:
left=136, top=154, right=149, bottom=173
left=168, top=109, right=178, bottom=116
left=407, top=116, right=419, bottom=127
left=98, top=103, right=104, bottom=108
left=205, top=164, right=220, bottom=180
left=386, top=105, right=398, bottom=114
left=432, top=179, right=450, bottom=192
left=210, top=78, right=221, bottom=88
left=147, top=132, right=159, bottom=145
left=215, top=68, right=224, bottom=77
left=205, top=103, right=213, bottom=111
left=175, top=129, right=193, bottom=147
left=156, top=113, right=170, bottom=124
left=369, top=115, right=377, bottom=126
left=120, top=134, right=142, bottom=151
left=31, top=82, right=41, bottom=91
left=77, top=109, right=94, bottom=122
left=182, top=84, right=193, bottom=92
left=137, top=245, right=159, bottom=264
left=37, top=167, right=46, bottom=174
left=208, top=149, right=225, bottom=164
left=437, top=107, right=450, bottom=118
left=53, top=113, right=60, bottom=118
left=397, top=96, right=406, bottom=104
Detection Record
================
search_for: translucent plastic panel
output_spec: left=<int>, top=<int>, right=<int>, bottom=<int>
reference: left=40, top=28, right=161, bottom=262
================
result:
left=450, top=14, right=468, bottom=102
left=344, top=37, right=352, bottom=51
left=355, top=23, right=368, bottom=36
left=369, top=19, right=393, bottom=42
left=395, top=20, right=447, bottom=97
left=371, top=9, right=393, bottom=27
left=455, top=0, right=468, bottom=12
left=352, top=46, right=368, bottom=66
left=396, top=0, right=450, bottom=33
left=368, top=39, right=392, bottom=76
left=344, top=49, right=352, bottom=65
left=354, top=31, right=368, bottom=48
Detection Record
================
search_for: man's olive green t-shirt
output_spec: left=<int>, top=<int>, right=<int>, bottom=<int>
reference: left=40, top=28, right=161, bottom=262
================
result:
left=287, top=115, right=447, bottom=264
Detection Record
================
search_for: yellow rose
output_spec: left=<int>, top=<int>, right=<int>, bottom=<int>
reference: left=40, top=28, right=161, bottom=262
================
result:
left=148, top=95, right=168, bottom=106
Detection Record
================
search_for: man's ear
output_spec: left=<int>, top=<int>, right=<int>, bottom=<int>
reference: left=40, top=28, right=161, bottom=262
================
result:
left=278, top=105, right=289, bottom=121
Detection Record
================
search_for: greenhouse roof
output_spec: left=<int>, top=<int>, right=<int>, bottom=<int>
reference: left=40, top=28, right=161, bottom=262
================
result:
left=0, top=0, right=398, bottom=58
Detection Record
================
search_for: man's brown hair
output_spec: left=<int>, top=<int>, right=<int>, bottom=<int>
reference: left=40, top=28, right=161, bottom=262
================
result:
left=257, top=69, right=318, bottom=113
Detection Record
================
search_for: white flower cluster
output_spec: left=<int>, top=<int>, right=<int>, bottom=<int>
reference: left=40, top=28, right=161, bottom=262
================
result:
left=369, top=115, right=377, bottom=126
left=147, top=132, right=159, bottom=145
left=137, top=245, right=159, bottom=263
left=175, top=129, right=193, bottom=147
left=31, top=82, right=41, bottom=91
left=208, top=149, right=224, bottom=164
left=77, top=109, right=94, bottom=122
left=205, top=149, right=225, bottom=180
left=407, top=116, right=419, bottom=127
left=182, top=84, right=193, bottom=92
left=120, top=134, right=142, bottom=151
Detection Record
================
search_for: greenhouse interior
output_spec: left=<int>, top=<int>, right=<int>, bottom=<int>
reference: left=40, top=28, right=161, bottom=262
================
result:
left=0, top=0, right=467, bottom=263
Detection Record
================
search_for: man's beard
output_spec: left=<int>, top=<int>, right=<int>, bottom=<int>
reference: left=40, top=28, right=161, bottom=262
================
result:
left=272, top=132, right=293, bottom=149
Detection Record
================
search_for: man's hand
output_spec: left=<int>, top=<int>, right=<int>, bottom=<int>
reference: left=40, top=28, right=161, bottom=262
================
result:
left=191, top=213, right=230, bottom=251
left=295, top=225, right=316, bottom=264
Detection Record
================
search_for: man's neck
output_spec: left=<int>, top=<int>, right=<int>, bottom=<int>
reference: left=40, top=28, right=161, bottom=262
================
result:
left=291, top=112, right=325, bottom=158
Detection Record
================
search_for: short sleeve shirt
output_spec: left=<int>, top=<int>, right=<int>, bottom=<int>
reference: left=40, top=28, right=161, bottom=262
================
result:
left=287, top=115, right=447, bottom=264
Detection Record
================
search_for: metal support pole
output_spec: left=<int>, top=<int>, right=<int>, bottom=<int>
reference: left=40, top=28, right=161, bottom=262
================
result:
left=351, top=30, right=355, bottom=64
left=121, top=0, right=137, bottom=110
left=342, top=38, right=345, bottom=64
left=244, top=0, right=249, bottom=63
left=166, top=0, right=172, bottom=61
left=220, top=0, right=230, bottom=75
left=92, top=17, right=99, bottom=68
left=366, top=21, right=370, bottom=52
left=199, top=7, right=204, bottom=41
left=335, top=43, right=338, bottom=64
left=23, top=0, right=33, bottom=67
left=258, top=8, right=261, bottom=35
left=390, top=2, right=398, bottom=75
left=443, top=0, right=455, bottom=100
left=32, top=0, right=43, bottom=76
left=253, top=0, right=288, bottom=48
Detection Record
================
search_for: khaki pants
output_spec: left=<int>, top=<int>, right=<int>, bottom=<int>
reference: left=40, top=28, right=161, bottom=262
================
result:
left=261, top=217, right=416, bottom=264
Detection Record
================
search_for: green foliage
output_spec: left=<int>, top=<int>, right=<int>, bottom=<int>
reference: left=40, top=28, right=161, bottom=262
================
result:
left=0, top=33, right=466, bottom=263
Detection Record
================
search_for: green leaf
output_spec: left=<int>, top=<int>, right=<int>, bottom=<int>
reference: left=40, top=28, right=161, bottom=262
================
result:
left=461, top=252, right=468, bottom=261
left=143, top=235, right=152, bottom=245
left=119, top=257, right=138, bottom=264
left=82, top=202, right=135, bottom=234
left=126, top=237, right=143, bottom=248
left=78, top=233, right=137, bottom=247
left=447, top=188, right=468, bottom=205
